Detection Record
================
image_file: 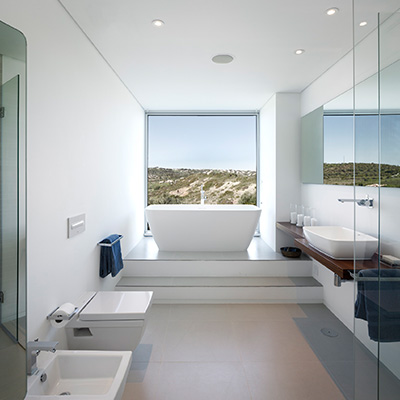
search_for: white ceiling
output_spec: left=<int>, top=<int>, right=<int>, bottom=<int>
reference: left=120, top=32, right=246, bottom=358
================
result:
left=59, top=0, right=399, bottom=111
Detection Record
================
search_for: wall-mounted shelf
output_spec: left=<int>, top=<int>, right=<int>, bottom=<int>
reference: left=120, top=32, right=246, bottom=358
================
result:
left=276, top=222, right=388, bottom=280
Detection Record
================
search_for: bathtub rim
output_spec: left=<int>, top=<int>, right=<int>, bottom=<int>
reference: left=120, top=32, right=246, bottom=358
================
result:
left=145, top=204, right=261, bottom=211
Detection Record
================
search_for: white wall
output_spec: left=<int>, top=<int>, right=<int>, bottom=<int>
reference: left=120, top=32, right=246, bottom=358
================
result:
left=301, top=51, right=353, bottom=117
left=259, top=95, right=276, bottom=248
left=259, top=93, right=301, bottom=251
left=275, top=93, right=301, bottom=250
left=0, top=0, right=145, bottom=347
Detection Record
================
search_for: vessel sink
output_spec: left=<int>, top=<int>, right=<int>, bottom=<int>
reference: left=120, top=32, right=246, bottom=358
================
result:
left=26, top=350, right=132, bottom=400
left=302, top=226, right=378, bottom=260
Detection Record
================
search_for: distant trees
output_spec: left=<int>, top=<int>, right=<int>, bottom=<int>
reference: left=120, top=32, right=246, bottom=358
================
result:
left=147, top=167, right=257, bottom=205
left=323, top=162, right=400, bottom=187
left=239, top=192, right=257, bottom=205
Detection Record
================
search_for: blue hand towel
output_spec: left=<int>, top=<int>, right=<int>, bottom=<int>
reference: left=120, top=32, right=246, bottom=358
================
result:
left=99, top=234, right=124, bottom=278
left=355, top=269, right=400, bottom=342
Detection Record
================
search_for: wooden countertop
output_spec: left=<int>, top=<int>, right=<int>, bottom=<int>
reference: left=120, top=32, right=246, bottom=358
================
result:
left=277, top=222, right=388, bottom=280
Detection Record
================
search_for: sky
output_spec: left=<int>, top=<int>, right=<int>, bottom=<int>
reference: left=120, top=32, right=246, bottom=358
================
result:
left=148, top=115, right=257, bottom=170
left=324, top=114, right=400, bottom=166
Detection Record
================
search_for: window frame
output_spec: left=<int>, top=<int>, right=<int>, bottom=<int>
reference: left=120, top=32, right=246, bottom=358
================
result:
left=144, top=111, right=260, bottom=235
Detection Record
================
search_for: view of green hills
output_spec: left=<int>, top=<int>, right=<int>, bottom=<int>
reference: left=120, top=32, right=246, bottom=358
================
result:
left=147, top=163, right=399, bottom=205
left=148, top=167, right=257, bottom=205
left=324, top=162, right=400, bottom=187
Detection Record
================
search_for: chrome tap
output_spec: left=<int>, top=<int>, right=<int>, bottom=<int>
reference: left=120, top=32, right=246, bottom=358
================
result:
left=200, top=185, right=207, bottom=205
left=337, top=195, right=374, bottom=208
left=27, top=339, right=58, bottom=375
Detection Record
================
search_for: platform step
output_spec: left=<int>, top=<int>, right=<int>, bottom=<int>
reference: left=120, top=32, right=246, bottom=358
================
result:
left=116, top=276, right=323, bottom=304
left=123, top=237, right=313, bottom=277
left=122, top=259, right=313, bottom=278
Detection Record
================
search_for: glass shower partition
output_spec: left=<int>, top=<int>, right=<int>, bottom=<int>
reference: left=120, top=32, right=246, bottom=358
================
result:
left=376, top=10, right=400, bottom=399
left=353, top=4, right=400, bottom=399
left=0, top=19, right=27, bottom=400
left=0, top=73, right=26, bottom=399
left=0, top=75, right=20, bottom=341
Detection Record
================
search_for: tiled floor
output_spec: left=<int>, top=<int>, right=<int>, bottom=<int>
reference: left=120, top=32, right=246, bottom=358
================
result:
left=122, top=304, right=346, bottom=400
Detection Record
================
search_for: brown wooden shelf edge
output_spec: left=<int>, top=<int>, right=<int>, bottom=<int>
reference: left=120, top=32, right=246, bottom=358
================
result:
left=276, top=221, right=387, bottom=280
left=276, top=221, right=305, bottom=239
left=294, top=238, right=351, bottom=279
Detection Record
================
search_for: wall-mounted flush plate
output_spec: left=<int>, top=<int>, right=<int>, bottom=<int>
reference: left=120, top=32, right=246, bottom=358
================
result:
left=68, top=214, right=85, bottom=238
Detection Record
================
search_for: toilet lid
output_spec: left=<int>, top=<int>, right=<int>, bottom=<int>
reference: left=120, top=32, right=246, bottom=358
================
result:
left=80, top=291, right=153, bottom=321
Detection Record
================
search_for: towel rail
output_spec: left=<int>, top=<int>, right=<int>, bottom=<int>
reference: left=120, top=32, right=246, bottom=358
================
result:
left=97, top=234, right=123, bottom=247
left=350, top=271, right=400, bottom=282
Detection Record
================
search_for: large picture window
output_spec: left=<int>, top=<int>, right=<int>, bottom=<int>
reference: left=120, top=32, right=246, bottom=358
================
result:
left=146, top=113, right=258, bottom=206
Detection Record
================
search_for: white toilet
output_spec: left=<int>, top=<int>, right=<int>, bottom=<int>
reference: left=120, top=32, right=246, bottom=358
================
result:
left=66, top=291, right=153, bottom=351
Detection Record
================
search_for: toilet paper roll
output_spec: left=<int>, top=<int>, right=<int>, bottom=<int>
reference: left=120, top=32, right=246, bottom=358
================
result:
left=50, top=302, right=76, bottom=329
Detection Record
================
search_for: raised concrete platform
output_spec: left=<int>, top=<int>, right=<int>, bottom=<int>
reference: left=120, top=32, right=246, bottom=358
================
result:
left=119, top=237, right=321, bottom=303
left=116, top=276, right=323, bottom=303
left=123, top=237, right=313, bottom=277
left=125, top=236, right=295, bottom=261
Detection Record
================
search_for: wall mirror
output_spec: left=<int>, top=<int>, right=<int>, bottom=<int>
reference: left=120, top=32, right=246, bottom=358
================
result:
left=301, top=58, right=400, bottom=187
left=0, top=20, right=27, bottom=400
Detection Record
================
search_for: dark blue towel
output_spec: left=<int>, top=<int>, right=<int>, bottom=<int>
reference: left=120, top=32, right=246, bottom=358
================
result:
left=355, top=268, right=400, bottom=342
left=99, top=234, right=124, bottom=278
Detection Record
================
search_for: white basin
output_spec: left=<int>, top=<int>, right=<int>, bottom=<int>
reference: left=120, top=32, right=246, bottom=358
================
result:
left=26, top=350, right=132, bottom=400
left=302, top=226, right=378, bottom=260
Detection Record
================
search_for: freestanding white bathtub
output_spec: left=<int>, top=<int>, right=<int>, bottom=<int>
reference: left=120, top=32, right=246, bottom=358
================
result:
left=145, top=204, right=261, bottom=252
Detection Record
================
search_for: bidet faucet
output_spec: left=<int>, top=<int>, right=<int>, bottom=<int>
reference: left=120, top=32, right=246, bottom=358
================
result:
left=200, top=185, right=207, bottom=205
left=27, top=339, right=59, bottom=375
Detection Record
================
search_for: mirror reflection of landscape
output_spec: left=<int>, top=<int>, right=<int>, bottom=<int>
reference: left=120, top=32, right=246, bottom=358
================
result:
left=302, top=59, right=400, bottom=187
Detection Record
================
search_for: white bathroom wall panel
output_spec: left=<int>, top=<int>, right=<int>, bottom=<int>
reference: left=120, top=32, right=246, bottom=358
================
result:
left=259, top=93, right=301, bottom=251
left=259, top=95, right=276, bottom=249
left=301, top=27, right=383, bottom=117
left=301, top=51, right=353, bottom=117
left=312, top=260, right=354, bottom=331
left=275, top=93, right=301, bottom=250
left=0, top=0, right=145, bottom=346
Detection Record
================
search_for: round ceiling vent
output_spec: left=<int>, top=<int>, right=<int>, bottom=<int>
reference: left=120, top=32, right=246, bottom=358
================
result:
left=212, top=54, right=234, bottom=64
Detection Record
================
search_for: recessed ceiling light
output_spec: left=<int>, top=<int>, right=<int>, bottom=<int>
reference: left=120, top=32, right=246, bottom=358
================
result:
left=212, top=54, right=234, bottom=64
left=295, top=49, right=305, bottom=55
left=359, top=21, right=368, bottom=27
left=326, top=7, right=339, bottom=16
left=152, top=19, right=165, bottom=27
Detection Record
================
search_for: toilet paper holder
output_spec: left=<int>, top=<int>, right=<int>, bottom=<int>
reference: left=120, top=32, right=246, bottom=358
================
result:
left=47, top=293, right=97, bottom=321
left=46, top=306, right=79, bottom=321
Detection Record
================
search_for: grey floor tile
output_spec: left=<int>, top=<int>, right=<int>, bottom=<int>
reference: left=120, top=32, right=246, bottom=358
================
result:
left=243, top=360, right=345, bottom=400
left=298, top=303, right=338, bottom=320
left=293, top=317, right=358, bottom=362
left=123, top=303, right=400, bottom=400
